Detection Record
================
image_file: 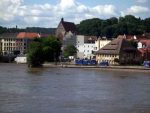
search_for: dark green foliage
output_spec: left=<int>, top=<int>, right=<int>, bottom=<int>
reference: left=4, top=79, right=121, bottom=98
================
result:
left=128, top=40, right=138, bottom=48
left=77, top=15, right=149, bottom=38
left=27, top=36, right=61, bottom=67
left=64, top=45, right=77, bottom=58
left=0, top=26, right=55, bottom=35
left=27, top=42, right=44, bottom=67
left=143, top=17, right=150, bottom=32
left=26, top=27, right=56, bottom=35
left=0, top=26, right=25, bottom=34
left=77, top=18, right=102, bottom=36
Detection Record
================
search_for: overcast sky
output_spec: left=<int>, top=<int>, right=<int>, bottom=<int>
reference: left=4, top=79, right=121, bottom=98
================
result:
left=0, top=0, right=150, bottom=28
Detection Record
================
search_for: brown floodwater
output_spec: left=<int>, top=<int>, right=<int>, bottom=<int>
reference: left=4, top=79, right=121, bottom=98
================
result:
left=0, top=63, right=150, bottom=113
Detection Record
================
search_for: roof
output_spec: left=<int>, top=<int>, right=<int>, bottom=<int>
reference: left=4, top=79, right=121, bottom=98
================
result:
left=138, top=39, right=150, bottom=47
left=96, top=37, right=136, bottom=55
left=84, top=36, right=97, bottom=43
left=17, top=32, right=39, bottom=39
left=0, top=33, right=18, bottom=39
left=61, top=19, right=77, bottom=33
left=138, top=48, right=150, bottom=55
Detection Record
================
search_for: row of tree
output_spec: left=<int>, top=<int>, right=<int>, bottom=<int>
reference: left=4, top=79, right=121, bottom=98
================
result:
left=0, top=26, right=55, bottom=35
left=77, top=15, right=150, bottom=38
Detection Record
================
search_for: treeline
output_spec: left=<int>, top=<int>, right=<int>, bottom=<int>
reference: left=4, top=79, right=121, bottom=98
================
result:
left=77, top=15, right=150, bottom=38
left=0, top=26, right=25, bottom=34
left=0, top=26, right=56, bottom=35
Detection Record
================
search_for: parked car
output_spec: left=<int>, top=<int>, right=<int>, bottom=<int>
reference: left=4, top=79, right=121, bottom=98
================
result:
left=75, top=59, right=97, bottom=65
left=99, top=61, right=109, bottom=66
left=143, top=61, right=150, bottom=68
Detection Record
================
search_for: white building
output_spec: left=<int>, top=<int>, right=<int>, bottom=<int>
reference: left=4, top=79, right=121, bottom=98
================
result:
left=76, top=35, right=97, bottom=59
left=76, top=35, right=111, bottom=59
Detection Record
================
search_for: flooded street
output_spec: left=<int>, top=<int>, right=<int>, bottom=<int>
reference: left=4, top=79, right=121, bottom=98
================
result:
left=0, top=63, right=150, bottom=113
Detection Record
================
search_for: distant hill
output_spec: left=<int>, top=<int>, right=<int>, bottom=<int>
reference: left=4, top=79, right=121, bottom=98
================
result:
left=25, top=27, right=56, bottom=35
left=0, top=26, right=56, bottom=35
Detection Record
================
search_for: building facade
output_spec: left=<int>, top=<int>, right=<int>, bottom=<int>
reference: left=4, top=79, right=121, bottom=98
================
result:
left=76, top=35, right=97, bottom=59
left=0, top=33, right=18, bottom=55
left=95, top=38, right=111, bottom=51
left=16, top=32, right=40, bottom=54
left=56, top=18, right=77, bottom=41
left=96, top=36, right=137, bottom=65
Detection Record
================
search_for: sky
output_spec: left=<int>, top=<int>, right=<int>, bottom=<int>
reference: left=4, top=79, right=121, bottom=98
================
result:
left=0, top=0, right=150, bottom=28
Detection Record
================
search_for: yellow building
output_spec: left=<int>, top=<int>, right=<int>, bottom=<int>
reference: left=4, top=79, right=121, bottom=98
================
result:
left=96, top=36, right=137, bottom=65
left=95, top=38, right=111, bottom=51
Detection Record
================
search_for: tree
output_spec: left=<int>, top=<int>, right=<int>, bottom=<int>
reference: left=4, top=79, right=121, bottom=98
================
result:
left=64, top=45, right=77, bottom=58
left=27, top=42, right=44, bottom=67
left=27, top=36, right=62, bottom=67
left=77, top=15, right=147, bottom=38
left=143, top=17, right=150, bottom=32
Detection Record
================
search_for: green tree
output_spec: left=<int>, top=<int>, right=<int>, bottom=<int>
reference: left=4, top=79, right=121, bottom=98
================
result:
left=143, top=17, right=150, bottom=32
left=77, top=15, right=147, bottom=38
left=64, top=45, right=77, bottom=58
left=77, top=18, right=102, bottom=36
left=27, top=42, right=44, bottom=67
left=27, top=36, right=61, bottom=67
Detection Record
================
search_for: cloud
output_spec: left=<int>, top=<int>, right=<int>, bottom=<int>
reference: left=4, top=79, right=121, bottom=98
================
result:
left=0, top=0, right=117, bottom=27
left=0, top=0, right=23, bottom=21
left=134, top=0, right=148, bottom=3
left=91, top=5, right=117, bottom=16
left=121, top=5, right=150, bottom=16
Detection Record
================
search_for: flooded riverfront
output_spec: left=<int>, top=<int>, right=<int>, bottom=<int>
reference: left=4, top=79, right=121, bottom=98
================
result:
left=0, top=63, right=150, bottom=113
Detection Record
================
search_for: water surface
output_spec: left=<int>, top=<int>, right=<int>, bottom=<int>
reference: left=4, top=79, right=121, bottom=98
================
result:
left=0, top=63, right=150, bottom=113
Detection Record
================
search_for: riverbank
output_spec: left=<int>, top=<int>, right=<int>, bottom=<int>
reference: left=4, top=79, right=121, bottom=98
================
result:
left=43, top=63, right=150, bottom=73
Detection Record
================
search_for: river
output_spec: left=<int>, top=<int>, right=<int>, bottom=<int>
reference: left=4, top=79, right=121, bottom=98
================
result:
left=0, top=63, right=150, bottom=113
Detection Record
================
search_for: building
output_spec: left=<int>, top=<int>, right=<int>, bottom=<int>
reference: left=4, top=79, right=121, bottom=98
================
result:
left=137, top=39, right=150, bottom=61
left=56, top=18, right=77, bottom=41
left=16, top=32, right=40, bottom=54
left=62, top=31, right=76, bottom=49
left=0, top=33, right=18, bottom=55
left=76, top=35, right=97, bottom=59
left=95, top=38, right=111, bottom=51
left=96, top=36, right=137, bottom=65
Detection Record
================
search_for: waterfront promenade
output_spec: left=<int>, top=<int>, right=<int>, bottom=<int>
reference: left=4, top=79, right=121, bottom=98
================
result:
left=43, top=63, right=150, bottom=73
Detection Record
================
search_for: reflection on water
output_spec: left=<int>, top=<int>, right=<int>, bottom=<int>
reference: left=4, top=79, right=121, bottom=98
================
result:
left=0, top=63, right=150, bottom=113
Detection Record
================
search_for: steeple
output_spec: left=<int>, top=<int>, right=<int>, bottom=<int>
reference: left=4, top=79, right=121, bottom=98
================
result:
left=61, top=18, right=64, bottom=22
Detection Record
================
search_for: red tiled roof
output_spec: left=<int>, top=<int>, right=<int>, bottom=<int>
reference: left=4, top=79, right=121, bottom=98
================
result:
left=17, top=32, right=39, bottom=39
left=139, top=39, right=150, bottom=45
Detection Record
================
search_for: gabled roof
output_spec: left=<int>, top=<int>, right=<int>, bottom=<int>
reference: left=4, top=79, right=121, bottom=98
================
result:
left=60, top=18, right=77, bottom=33
left=96, top=38, right=123, bottom=55
left=17, top=32, right=39, bottom=39
left=96, top=37, right=136, bottom=55
left=0, top=33, right=18, bottom=39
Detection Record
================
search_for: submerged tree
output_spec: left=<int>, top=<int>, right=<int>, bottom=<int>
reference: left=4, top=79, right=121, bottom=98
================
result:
left=27, top=36, right=61, bottom=67
left=27, top=42, right=44, bottom=67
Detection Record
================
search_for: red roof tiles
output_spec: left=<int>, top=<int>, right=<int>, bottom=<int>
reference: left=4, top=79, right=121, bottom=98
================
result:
left=17, top=32, right=40, bottom=39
